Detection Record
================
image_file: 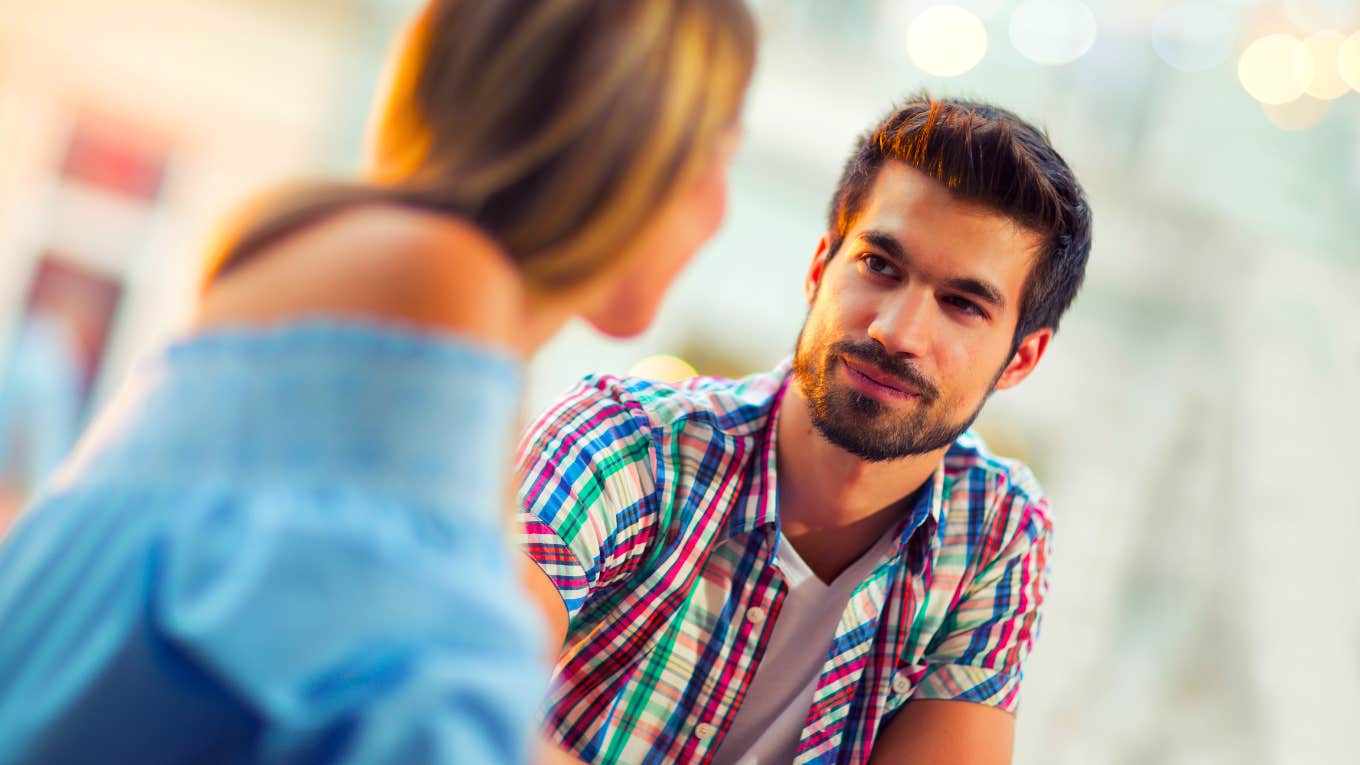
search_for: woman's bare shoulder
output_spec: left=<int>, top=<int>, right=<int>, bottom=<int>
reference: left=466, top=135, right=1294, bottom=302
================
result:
left=196, top=204, right=525, bottom=338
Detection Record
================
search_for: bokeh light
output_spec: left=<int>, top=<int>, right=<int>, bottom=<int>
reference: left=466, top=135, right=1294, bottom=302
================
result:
left=955, top=0, right=1009, bottom=19
left=1284, top=0, right=1360, bottom=35
left=1303, top=31, right=1351, bottom=100
left=1262, top=95, right=1331, bottom=131
left=1237, top=34, right=1314, bottom=105
left=627, top=354, right=697, bottom=384
left=1151, top=2, right=1235, bottom=73
left=1009, top=0, right=1099, bottom=66
left=1340, top=30, right=1360, bottom=92
left=907, top=5, right=989, bottom=77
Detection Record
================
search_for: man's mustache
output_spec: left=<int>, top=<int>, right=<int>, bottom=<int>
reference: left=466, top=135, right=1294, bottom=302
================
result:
left=833, top=340, right=940, bottom=401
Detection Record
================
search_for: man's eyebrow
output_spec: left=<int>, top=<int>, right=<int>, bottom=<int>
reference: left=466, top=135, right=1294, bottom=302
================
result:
left=858, top=230, right=908, bottom=263
left=945, top=276, right=1007, bottom=310
left=856, top=229, right=1007, bottom=310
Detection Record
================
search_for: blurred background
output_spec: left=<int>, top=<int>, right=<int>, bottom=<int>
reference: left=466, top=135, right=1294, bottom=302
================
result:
left=0, top=0, right=1356, bottom=762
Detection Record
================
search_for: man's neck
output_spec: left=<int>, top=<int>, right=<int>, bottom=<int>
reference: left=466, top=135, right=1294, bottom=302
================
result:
left=774, top=384, right=944, bottom=583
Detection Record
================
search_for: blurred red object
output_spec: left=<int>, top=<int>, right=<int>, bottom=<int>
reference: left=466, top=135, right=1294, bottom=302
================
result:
left=60, top=121, right=167, bottom=202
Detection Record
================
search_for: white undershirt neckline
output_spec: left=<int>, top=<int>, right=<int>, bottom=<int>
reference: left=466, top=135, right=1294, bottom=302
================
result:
left=711, top=526, right=899, bottom=765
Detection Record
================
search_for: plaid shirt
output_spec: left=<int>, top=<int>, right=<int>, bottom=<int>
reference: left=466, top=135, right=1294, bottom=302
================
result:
left=517, top=361, right=1052, bottom=764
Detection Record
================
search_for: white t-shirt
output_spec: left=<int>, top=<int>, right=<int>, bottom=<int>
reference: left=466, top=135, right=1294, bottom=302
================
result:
left=712, top=528, right=898, bottom=765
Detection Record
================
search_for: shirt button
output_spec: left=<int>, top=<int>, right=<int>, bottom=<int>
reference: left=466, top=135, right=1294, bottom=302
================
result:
left=892, top=671, right=912, bottom=695
left=695, top=722, right=718, bottom=741
left=745, top=606, right=767, bottom=625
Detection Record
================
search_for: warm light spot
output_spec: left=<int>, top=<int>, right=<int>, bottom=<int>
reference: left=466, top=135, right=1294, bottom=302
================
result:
left=907, top=5, right=989, bottom=77
left=1284, top=0, right=1360, bottom=35
left=1237, top=34, right=1314, bottom=105
left=628, top=354, right=697, bottom=384
left=1303, top=31, right=1351, bottom=100
left=1339, top=30, right=1360, bottom=93
left=1008, top=0, right=1099, bottom=66
left=1262, top=95, right=1331, bottom=131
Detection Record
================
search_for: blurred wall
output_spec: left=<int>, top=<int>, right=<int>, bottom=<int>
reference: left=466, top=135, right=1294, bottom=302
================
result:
left=0, top=0, right=400, bottom=395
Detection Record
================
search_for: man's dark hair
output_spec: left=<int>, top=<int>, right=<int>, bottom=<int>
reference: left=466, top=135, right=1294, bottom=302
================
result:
left=827, top=93, right=1093, bottom=343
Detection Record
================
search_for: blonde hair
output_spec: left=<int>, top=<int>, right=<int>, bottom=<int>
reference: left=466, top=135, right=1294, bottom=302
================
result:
left=205, top=0, right=756, bottom=291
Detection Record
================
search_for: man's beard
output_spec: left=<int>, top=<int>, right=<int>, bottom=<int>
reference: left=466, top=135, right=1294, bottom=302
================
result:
left=791, top=332, right=994, bottom=463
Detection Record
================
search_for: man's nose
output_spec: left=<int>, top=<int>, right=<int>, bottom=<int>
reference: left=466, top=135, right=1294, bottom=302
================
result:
left=867, top=287, right=933, bottom=359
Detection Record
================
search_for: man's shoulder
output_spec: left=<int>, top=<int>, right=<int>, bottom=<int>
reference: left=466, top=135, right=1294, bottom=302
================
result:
left=942, top=430, right=1050, bottom=525
left=558, top=362, right=790, bottom=438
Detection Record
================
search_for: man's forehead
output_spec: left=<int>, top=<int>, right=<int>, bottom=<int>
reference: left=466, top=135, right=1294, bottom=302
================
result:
left=861, top=162, right=1040, bottom=243
left=858, top=162, right=1021, bottom=229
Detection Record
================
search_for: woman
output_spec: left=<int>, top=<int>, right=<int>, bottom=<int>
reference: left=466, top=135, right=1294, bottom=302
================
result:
left=0, top=1, right=754, bottom=763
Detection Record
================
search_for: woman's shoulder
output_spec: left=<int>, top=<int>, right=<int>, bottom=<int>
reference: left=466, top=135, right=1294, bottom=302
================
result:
left=196, top=203, right=524, bottom=340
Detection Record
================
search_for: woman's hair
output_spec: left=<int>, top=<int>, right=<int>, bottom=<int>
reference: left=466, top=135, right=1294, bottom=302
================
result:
left=204, top=0, right=756, bottom=291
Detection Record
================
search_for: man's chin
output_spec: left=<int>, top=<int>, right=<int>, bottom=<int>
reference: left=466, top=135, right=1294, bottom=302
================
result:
left=810, top=421, right=910, bottom=463
left=808, top=404, right=904, bottom=461
left=809, top=398, right=969, bottom=462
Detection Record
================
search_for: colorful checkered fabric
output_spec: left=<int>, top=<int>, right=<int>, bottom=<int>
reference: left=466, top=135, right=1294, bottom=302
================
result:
left=517, top=361, right=1052, bottom=764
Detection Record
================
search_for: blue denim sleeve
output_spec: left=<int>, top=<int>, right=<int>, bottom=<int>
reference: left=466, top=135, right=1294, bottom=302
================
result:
left=0, top=322, right=547, bottom=764
left=152, top=489, right=547, bottom=764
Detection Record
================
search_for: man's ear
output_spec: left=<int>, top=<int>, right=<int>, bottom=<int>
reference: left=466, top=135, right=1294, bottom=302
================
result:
left=805, top=233, right=834, bottom=304
left=994, top=328, right=1052, bottom=391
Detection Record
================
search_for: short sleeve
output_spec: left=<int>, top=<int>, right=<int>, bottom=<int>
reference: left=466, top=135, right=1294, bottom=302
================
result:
left=516, top=377, right=658, bottom=620
left=913, top=493, right=1053, bottom=712
left=157, top=488, right=547, bottom=764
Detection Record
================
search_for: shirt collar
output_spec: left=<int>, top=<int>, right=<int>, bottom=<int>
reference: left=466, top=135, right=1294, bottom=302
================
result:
left=724, top=359, right=791, bottom=539
left=893, top=466, right=946, bottom=556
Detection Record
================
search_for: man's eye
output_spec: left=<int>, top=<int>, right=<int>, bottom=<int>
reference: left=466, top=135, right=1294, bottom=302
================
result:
left=862, top=254, right=894, bottom=276
left=945, top=296, right=985, bottom=318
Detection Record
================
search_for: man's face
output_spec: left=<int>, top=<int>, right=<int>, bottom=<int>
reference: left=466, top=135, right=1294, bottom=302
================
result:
left=792, top=161, right=1049, bottom=462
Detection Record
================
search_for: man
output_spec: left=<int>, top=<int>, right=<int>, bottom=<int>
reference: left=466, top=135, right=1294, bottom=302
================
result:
left=519, top=95, right=1093, bottom=764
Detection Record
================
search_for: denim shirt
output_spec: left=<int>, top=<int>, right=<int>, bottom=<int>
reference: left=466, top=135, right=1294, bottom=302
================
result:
left=0, top=321, right=545, bottom=764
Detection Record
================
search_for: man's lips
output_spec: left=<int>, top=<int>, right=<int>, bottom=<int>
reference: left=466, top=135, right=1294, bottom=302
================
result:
left=841, top=355, right=921, bottom=399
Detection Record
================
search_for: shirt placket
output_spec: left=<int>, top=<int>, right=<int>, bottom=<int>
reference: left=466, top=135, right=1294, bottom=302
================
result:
left=688, top=532, right=789, bottom=764
left=790, top=560, right=895, bottom=764
left=839, top=518, right=942, bottom=762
